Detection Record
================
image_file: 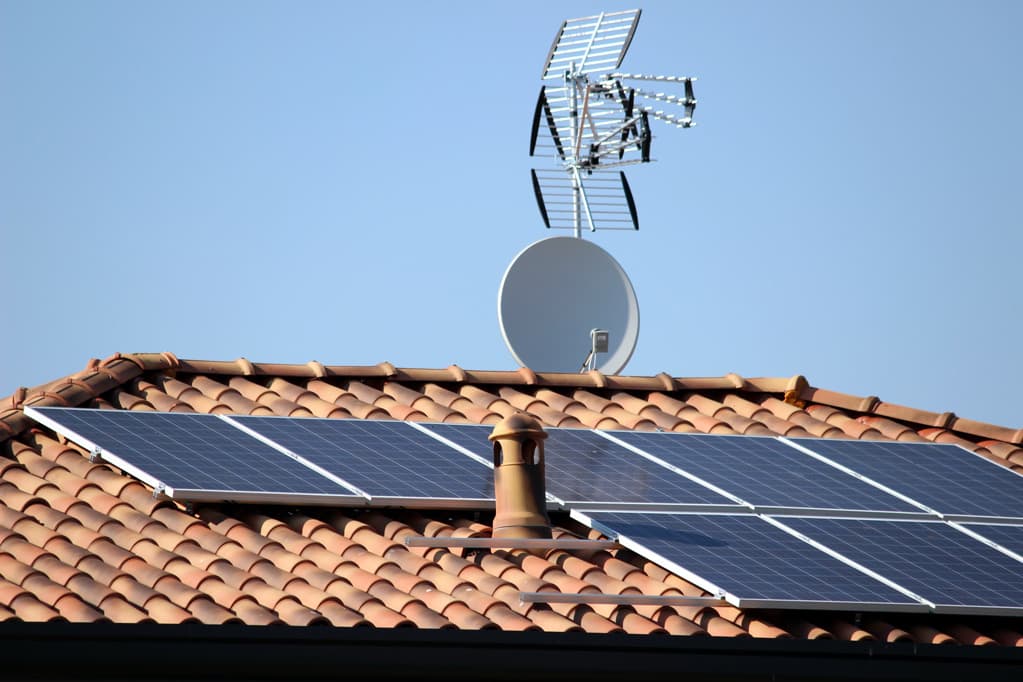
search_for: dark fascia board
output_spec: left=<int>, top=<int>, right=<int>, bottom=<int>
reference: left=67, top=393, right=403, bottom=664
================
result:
left=1, top=622, right=1022, bottom=682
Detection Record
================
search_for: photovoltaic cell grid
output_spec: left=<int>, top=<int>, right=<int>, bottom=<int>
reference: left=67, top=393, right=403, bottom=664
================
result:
left=791, top=438, right=1023, bottom=519
left=609, top=432, right=919, bottom=513
left=27, top=407, right=355, bottom=498
left=580, top=511, right=922, bottom=609
left=781, top=517, right=1023, bottom=613
left=423, top=423, right=736, bottom=506
left=961, top=524, right=1023, bottom=560
left=233, top=416, right=494, bottom=502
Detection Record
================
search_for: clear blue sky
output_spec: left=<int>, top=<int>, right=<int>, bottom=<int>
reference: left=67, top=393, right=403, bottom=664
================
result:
left=2, top=1, right=1020, bottom=428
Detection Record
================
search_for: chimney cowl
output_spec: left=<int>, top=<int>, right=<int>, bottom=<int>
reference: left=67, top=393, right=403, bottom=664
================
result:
left=488, top=412, right=549, bottom=443
left=489, top=412, right=552, bottom=542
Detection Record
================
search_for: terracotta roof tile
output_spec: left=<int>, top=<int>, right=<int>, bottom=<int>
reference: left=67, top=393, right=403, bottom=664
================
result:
left=128, top=380, right=194, bottom=412
left=456, top=385, right=518, bottom=418
left=804, top=405, right=885, bottom=440
left=6, top=590, right=65, bottom=621
left=615, top=609, right=667, bottom=634
left=190, top=597, right=247, bottom=625
left=421, top=384, right=503, bottom=424
left=151, top=376, right=231, bottom=414
left=2, top=356, right=1022, bottom=648
left=316, top=599, right=371, bottom=627
left=261, top=379, right=345, bottom=418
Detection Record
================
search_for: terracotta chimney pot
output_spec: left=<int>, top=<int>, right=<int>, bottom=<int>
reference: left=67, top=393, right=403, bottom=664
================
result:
left=489, top=413, right=552, bottom=540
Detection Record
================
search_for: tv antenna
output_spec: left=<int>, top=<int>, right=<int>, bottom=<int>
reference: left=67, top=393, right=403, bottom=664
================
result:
left=499, top=9, right=697, bottom=375
left=529, top=8, right=696, bottom=235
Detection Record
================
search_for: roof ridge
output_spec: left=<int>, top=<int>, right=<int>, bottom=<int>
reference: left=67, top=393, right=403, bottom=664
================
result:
left=1, top=353, right=1019, bottom=446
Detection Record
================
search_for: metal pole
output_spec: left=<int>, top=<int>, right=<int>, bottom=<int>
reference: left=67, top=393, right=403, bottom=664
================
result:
left=566, top=63, right=582, bottom=238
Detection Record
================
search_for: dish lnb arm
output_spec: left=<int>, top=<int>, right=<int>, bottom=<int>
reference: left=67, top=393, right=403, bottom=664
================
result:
left=580, top=328, right=610, bottom=372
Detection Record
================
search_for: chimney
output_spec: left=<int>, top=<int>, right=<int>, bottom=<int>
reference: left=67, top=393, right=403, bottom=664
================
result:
left=489, top=413, right=552, bottom=540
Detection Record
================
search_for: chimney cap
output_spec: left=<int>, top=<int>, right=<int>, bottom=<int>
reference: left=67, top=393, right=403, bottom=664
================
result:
left=489, top=412, right=548, bottom=442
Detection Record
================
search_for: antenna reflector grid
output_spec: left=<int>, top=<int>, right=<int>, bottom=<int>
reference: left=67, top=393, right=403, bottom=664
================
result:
left=530, top=82, right=650, bottom=166
left=531, top=170, right=639, bottom=231
left=541, top=9, right=642, bottom=79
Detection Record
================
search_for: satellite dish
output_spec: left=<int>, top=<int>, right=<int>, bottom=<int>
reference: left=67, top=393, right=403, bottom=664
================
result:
left=498, top=236, right=639, bottom=374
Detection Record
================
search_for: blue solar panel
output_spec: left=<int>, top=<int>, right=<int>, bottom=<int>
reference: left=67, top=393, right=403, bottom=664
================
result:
left=791, top=438, right=1023, bottom=519
left=232, top=416, right=494, bottom=503
left=423, top=424, right=737, bottom=507
left=26, top=407, right=358, bottom=501
left=609, top=432, right=920, bottom=513
left=580, top=511, right=923, bottom=610
left=781, top=517, right=1023, bottom=614
left=961, top=524, right=1023, bottom=559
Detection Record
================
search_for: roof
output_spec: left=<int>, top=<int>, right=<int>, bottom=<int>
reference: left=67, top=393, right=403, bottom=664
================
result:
left=1, top=352, right=1023, bottom=674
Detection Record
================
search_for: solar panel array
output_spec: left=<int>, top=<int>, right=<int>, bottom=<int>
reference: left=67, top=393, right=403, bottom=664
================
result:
left=427, top=423, right=737, bottom=509
left=959, top=523, right=1023, bottom=562
left=230, top=416, right=494, bottom=506
left=606, top=432, right=921, bottom=513
left=780, top=517, right=1023, bottom=615
left=789, top=437, right=1023, bottom=519
left=578, top=511, right=924, bottom=611
left=25, top=407, right=362, bottom=504
left=23, top=405, right=1023, bottom=616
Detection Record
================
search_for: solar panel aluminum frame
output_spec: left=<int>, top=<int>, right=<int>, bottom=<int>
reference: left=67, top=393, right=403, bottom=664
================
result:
left=942, top=513, right=1023, bottom=525
left=950, top=521, right=1023, bottom=566
left=781, top=436, right=1023, bottom=524
left=571, top=510, right=931, bottom=614
left=759, top=515, right=934, bottom=611
left=776, top=515, right=1023, bottom=617
left=934, top=448, right=1023, bottom=523
left=222, top=415, right=372, bottom=500
left=566, top=501, right=752, bottom=514
left=592, top=429, right=753, bottom=510
left=778, top=437, right=940, bottom=514
left=23, top=406, right=369, bottom=506
left=749, top=507, right=937, bottom=521
left=599, top=431, right=938, bottom=520
left=227, top=417, right=498, bottom=511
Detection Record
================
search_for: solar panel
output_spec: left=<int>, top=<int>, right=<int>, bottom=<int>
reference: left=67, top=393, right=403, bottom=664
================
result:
left=960, top=523, right=1023, bottom=562
left=422, top=424, right=740, bottom=509
left=576, top=511, right=926, bottom=611
left=230, top=416, right=494, bottom=507
left=25, top=407, right=362, bottom=504
left=789, top=438, right=1023, bottom=520
left=606, top=432, right=922, bottom=514
left=781, top=517, right=1023, bottom=615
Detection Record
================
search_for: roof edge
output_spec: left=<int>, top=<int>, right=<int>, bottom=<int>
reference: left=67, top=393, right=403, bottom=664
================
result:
left=0, top=621, right=1020, bottom=681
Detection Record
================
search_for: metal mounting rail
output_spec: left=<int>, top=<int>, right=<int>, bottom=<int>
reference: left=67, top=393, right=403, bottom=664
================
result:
left=403, top=537, right=620, bottom=550
left=520, top=592, right=727, bottom=607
